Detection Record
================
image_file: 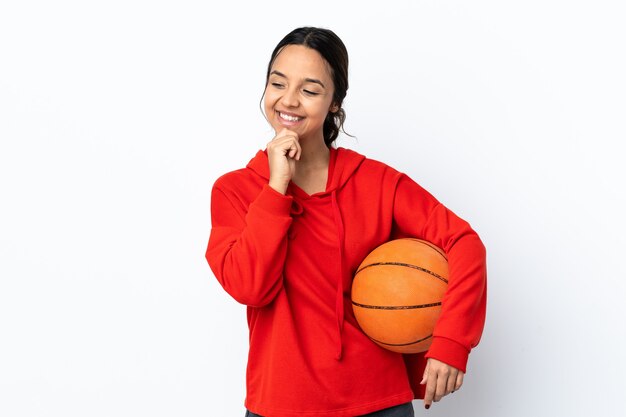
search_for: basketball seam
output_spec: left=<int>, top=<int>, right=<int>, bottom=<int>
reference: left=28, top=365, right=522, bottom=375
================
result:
left=405, top=238, right=448, bottom=260
left=369, top=333, right=433, bottom=346
left=352, top=301, right=442, bottom=310
left=354, top=262, right=449, bottom=284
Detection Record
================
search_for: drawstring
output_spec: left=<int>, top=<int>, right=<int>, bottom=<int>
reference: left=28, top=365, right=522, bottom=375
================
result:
left=288, top=200, right=304, bottom=240
left=330, top=190, right=346, bottom=361
left=290, top=199, right=304, bottom=216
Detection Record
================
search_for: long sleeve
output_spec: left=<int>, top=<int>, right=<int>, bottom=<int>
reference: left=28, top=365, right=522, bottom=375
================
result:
left=391, top=173, right=487, bottom=373
left=206, top=182, right=294, bottom=307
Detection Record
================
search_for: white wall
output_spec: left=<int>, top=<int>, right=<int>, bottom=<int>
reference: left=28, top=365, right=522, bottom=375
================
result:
left=1, top=1, right=625, bottom=416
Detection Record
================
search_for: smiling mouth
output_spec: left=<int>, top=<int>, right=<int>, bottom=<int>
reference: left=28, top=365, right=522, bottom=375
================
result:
left=278, top=111, right=303, bottom=122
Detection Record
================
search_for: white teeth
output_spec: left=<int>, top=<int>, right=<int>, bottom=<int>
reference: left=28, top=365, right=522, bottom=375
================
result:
left=279, top=112, right=302, bottom=122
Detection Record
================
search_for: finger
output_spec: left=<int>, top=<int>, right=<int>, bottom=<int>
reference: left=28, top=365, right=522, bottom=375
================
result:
left=423, top=372, right=436, bottom=409
left=420, top=361, right=430, bottom=385
left=421, top=360, right=433, bottom=408
left=455, top=372, right=464, bottom=391
left=269, top=135, right=299, bottom=155
left=288, top=139, right=302, bottom=159
left=270, top=133, right=294, bottom=146
left=285, top=137, right=301, bottom=160
left=434, top=369, right=448, bottom=402
left=446, top=368, right=458, bottom=395
left=275, top=134, right=300, bottom=149
left=421, top=360, right=435, bottom=409
left=292, top=138, right=301, bottom=160
left=277, top=128, right=298, bottom=140
left=268, top=130, right=294, bottom=147
left=275, top=127, right=290, bottom=138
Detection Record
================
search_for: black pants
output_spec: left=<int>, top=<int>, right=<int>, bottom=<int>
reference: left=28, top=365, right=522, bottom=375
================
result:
left=245, top=401, right=414, bottom=417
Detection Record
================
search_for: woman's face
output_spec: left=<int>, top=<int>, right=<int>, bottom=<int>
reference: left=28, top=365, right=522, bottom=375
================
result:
left=264, top=45, right=337, bottom=142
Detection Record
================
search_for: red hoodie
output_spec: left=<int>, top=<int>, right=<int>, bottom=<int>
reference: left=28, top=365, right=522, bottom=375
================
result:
left=206, top=146, right=486, bottom=417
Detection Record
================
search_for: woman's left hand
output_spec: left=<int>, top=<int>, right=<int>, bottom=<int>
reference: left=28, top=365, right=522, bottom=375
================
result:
left=420, top=358, right=464, bottom=409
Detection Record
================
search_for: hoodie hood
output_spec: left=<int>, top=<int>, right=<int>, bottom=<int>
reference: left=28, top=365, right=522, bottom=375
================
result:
left=246, top=146, right=365, bottom=360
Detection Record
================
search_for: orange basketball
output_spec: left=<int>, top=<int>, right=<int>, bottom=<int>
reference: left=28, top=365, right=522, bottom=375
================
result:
left=351, top=238, right=449, bottom=353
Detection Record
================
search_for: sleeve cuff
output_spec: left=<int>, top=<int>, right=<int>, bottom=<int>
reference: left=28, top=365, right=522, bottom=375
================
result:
left=251, top=184, right=294, bottom=215
left=424, top=336, right=470, bottom=373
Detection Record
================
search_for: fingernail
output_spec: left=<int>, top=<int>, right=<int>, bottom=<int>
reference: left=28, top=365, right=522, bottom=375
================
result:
left=425, top=404, right=430, bottom=410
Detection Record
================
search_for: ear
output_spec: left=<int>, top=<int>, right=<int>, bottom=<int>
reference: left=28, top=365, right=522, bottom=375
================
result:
left=329, top=103, right=340, bottom=113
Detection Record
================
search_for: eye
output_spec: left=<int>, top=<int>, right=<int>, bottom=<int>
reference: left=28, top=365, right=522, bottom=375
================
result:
left=271, top=82, right=285, bottom=89
left=303, top=89, right=319, bottom=96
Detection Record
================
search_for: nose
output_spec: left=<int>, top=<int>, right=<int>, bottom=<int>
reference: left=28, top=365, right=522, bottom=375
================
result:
left=280, top=87, right=300, bottom=108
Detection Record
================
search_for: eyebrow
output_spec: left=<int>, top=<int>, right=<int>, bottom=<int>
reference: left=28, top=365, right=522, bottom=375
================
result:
left=270, top=70, right=326, bottom=89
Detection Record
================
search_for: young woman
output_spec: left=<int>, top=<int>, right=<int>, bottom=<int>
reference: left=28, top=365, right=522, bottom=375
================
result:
left=206, top=27, right=487, bottom=417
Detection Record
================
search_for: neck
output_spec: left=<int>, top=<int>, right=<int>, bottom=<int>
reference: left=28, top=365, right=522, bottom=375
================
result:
left=296, top=134, right=330, bottom=169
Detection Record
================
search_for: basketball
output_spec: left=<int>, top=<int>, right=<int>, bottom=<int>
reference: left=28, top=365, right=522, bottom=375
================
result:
left=351, top=238, right=449, bottom=353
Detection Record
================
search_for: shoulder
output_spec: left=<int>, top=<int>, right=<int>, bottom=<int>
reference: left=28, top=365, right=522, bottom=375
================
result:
left=211, top=168, right=266, bottom=206
left=337, top=147, right=404, bottom=181
left=210, top=167, right=269, bottom=216
left=363, top=155, right=402, bottom=176
left=213, top=167, right=251, bottom=189
left=213, top=149, right=267, bottom=192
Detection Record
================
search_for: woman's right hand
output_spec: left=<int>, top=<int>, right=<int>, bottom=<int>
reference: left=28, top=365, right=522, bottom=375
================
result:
left=266, top=128, right=301, bottom=194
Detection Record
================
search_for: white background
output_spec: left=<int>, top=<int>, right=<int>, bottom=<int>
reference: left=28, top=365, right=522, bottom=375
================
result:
left=1, top=1, right=625, bottom=416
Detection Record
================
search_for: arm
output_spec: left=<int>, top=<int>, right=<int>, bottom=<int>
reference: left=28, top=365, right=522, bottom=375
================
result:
left=392, top=173, right=487, bottom=402
left=206, top=182, right=294, bottom=307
